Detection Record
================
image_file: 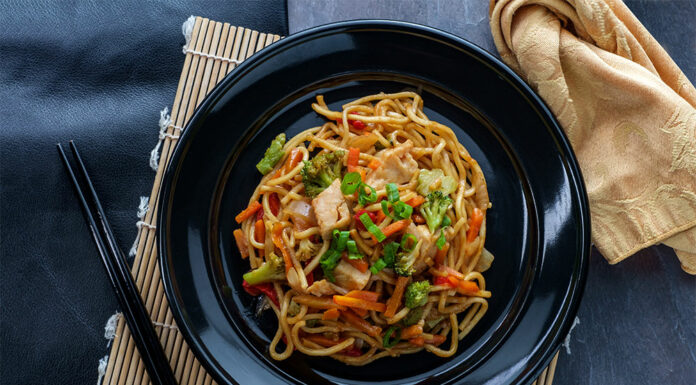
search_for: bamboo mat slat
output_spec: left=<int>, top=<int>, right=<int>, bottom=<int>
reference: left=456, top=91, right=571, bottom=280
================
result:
left=101, top=15, right=559, bottom=385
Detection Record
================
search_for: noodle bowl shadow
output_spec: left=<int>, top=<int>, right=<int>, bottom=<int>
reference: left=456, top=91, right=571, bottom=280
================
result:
left=159, top=21, right=589, bottom=385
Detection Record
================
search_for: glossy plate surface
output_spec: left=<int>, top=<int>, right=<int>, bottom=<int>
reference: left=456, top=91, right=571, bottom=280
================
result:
left=159, top=20, right=590, bottom=385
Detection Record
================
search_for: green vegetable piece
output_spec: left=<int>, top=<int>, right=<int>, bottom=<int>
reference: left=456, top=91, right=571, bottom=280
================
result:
left=425, top=316, right=444, bottom=330
left=402, top=306, right=425, bottom=326
left=305, top=319, right=318, bottom=328
left=333, top=229, right=350, bottom=251
left=442, top=215, right=451, bottom=228
left=256, top=133, right=286, bottom=175
left=369, top=258, right=387, bottom=274
left=383, top=242, right=400, bottom=266
left=346, top=240, right=363, bottom=259
left=360, top=213, right=386, bottom=242
left=381, top=200, right=396, bottom=220
left=394, top=241, right=421, bottom=277
left=287, top=300, right=301, bottom=317
left=393, top=201, right=413, bottom=219
left=404, top=281, right=431, bottom=308
left=417, top=168, right=457, bottom=196
left=242, top=252, right=285, bottom=285
left=358, top=182, right=378, bottom=206
left=341, top=172, right=362, bottom=194
left=386, top=183, right=400, bottom=203
left=400, top=233, right=417, bottom=253
left=319, top=249, right=342, bottom=282
left=419, top=191, right=453, bottom=233
left=436, top=230, right=446, bottom=250
left=301, top=150, right=345, bottom=198
left=383, top=325, right=401, bottom=348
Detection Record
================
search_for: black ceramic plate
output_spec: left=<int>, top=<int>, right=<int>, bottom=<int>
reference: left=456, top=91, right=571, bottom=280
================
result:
left=159, top=20, right=590, bottom=385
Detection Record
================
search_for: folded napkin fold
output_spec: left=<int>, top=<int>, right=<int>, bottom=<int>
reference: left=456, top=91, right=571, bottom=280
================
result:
left=489, top=0, right=696, bottom=274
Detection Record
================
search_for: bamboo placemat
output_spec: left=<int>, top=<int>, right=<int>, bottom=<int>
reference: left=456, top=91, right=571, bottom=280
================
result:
left=101, top=15, right=560, bottom=385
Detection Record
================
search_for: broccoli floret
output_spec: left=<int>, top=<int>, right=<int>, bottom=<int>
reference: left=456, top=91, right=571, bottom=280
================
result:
left=300, top=151, right=345, bottom=198
left=256, top=133, right=286, bottom=175
left=404, top=281, right=431, bottom=308
left=242, top=252, right=285, bottom=285
left=419, top=191, right=453, bottom=233
left=394, top=241, right=421, bottom=276
left=402, top=306, right=425, bottom=326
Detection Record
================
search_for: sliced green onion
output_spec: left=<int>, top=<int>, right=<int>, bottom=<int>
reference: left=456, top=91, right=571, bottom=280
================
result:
left=442, top=215, right=451, bottom=228
left=400, top=233, right=417, bottom=253
left=436, top=231, right=446, bottom=250
left=341, top=172, right=362, bottom=194
left=358, top=183, right=378, bottom=206
left=346, top=240, right=363, bottom=259
left=381, top=200, right=396, bottom=220
left=333, top=230, right=350, bottom=251
left=370, top=258, right=387, bottom=274
left=360, top=213, right=386, bottom=242
left=386, top=183, right=400, bottom=203
left=383, top=242, right=400, bottom=266
left=393, top=201, right=413, bottom=219
left=383, top=325, right=401, bottom=348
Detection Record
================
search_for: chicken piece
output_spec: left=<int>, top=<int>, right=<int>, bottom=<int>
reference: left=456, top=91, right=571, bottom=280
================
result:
left=333, top=260, right=371, bottom=291
left=311, top=179, right=350, bottom=239
left=365, top=140, right=419, bottom=190
left=408, top=223, right=437, bottom=275
left=307, top=279, right=337, bottom=296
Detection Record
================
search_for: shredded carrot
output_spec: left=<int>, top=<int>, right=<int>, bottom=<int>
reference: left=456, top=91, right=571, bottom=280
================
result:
left=341, top=311, right=382, bottom=337
left=233, top=229, right=249, bottom=259
left=345, top=290, right=380, bottom=302
left=294, top=295, right=346, bottom=310
left=322, top=308, right=341, bottom=321
left=401, top=324, right=423, bottom=339
left=457, top=280, right=480, bottom=295
left=283, top=148, right=303, bottom=174
left=358, top=168, right=366, bottom=182
left=305, top=334, right=344, bottom=347
left=347, top=147, right=360, bottom=172
left=254, top=220, right=265, bottom=244
left=374, top=208, right=386, bottom=224
left=271, top=222, right=293, bottom=273
left=467, top=207, right=484, bottom=242
left=382, top=219, right=411, bottom=238
left=425, top=335, right=447, bottom=346
left=435, top=243, right=449, bottom=265
left=342, top=254, right=369, bottom=273
left=384, top=276, right=409, bottom=317
left=367, top=158, right=381, bottom=170
left=412, top=213, right=426, bottom=224
left=333, top=295, right=386, bottom=312
left=351, top=307, right=368, bottom=317
left=409, top=337, right=425, bottom=346
left=235, top=201, right=262, bottom=224
left=405, top=195, right=426, bottom=208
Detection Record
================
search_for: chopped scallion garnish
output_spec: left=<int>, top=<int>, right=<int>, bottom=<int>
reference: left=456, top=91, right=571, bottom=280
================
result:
left=360, top=212, right=385, bottom=242
left=386, top=183, right=399, bottom=203
left=370, top=258, right=387, bottom=274
left=340, top=172, right=362, bottom=194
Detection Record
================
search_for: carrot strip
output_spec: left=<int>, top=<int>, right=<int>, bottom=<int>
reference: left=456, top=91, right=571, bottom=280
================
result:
left=254, top=220, right=265, bottom=244
left=412, top=213, right=426, bottom=224
left=367, top=158, right=381, bottom=170
left=305, top=334, right=344, bottom=347
left=405, top=195, right=426, bottom=208
left=435, top=243, right=449, bottom=265
left=345, top=290, right=380, bottom=302
left=425, top=335, right=446, bottom=346
left=351, top=307, right=368, bottom=317
left=322, top=308, right=341, bottom=321
left=341, top=311, right=382, bottom=337
left=457, top=280, right=480, bottom=295
left=409, top=337, right=425, bottom=346
left=384, top=276, right=409, bottom=317
left=294, top=295, right=346, bottom=310
left=401, top=324, right=423, bottom=339
left=268, top=193, right=280, bottom=216
left=467, top=207, right=484, bottom=242
left=347, top=147, right=360, bottom=172
left=235, top=201, right=262, bottom=223
left=382, top=219, right=411, bottom=238
left=233, top=229, right=249, bottom=259
left=271, top=222, right=293, bottom=273
left=342, top=254, right=369, bottom=273
left=333, top=295, right=386, bottom=312
left=283, top=148, right=303, bottom=174
left=374, top=208, right=386, bottom=224
left=358, top=168, right=366, bottom=182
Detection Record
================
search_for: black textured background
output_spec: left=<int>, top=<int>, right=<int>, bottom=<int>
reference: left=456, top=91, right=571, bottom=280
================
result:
left=0, top=1, right=286, bottom=384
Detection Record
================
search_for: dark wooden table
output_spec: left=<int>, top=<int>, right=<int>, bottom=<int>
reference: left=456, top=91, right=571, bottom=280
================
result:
left=288, top=1, right=696, bottom=384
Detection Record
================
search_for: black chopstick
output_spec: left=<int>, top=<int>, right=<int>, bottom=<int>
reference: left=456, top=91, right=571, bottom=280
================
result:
left=58, top=141, right=177, bottom=385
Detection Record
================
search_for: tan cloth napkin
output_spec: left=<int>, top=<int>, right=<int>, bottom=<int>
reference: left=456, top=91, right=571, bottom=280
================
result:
left=489, top=0, right=696, bottom=274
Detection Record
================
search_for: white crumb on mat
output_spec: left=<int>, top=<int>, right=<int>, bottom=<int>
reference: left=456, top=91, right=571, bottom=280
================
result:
left=104, top=312, right=121, bottom=343
left=562, top=316, right=581, bottom=355
left=96, top=355, right=109, bottom=385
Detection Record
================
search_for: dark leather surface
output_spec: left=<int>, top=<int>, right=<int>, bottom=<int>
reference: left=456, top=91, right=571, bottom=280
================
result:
left=0, top=2, right=287, bottom=384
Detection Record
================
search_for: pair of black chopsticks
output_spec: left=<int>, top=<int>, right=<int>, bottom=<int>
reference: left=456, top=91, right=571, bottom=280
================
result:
left=58, top=141, right=177, bottom=385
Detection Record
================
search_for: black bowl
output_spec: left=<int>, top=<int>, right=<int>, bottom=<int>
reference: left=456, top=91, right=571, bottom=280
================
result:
left=159, top=20, right=590, bottom=385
